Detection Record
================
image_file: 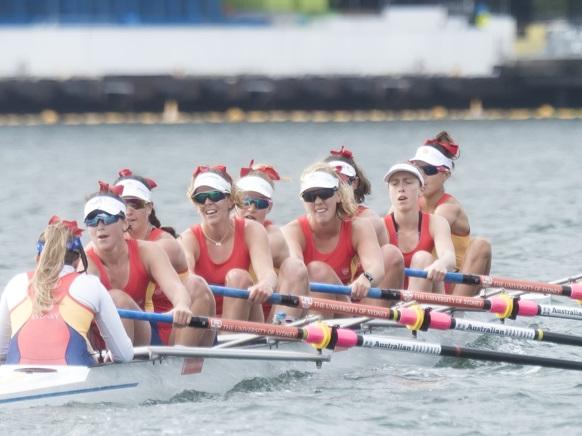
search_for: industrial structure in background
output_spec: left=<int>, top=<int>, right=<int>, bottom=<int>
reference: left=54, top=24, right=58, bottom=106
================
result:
left=0, top=0, right=581, bottom=114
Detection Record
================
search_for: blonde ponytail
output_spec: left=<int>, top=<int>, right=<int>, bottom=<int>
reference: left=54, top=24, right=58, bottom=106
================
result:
left=30, top=223, right=74, bottom=314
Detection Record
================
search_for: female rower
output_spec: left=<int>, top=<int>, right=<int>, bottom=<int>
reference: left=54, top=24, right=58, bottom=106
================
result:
left=282, top=163, right=387, bottom=307
left=84, top=182, right=215, bottom=347
left=0, top=216, right=133, bottom=365
left=235, top=160, right=309, bottom=320
left=114, top=168, right=214, bottom=345
left=384, top=163, right=456, bottom=292
left=324, top=146, right=404, bottom=289
left=179, top=165, right=277, bottom=322
left=410, top=131, right=492, bottom=296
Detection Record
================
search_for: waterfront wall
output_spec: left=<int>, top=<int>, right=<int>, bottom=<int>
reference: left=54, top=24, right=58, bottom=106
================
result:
left=0, top=8, right=515, bottom=78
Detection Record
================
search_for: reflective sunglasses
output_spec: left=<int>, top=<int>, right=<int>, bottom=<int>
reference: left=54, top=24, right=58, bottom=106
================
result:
left=124, top=198, right=148, bottom=210
left=417, top=164, right=448, bottom=176
left=84, top=212, right=123, bottom=227
left=301, top=188, right=337, bottom=203
left=243, top=197, right=271, bottom=210
left=192, top=190, right=227, bottom=205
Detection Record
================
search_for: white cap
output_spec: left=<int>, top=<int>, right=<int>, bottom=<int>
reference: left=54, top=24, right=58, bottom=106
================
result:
left=410, top=146, right=453, bottom=169
left=300, top=171, right=339, bottom=194
left=84, top=196, right=127, bottom=220
left=328, top=160, right=356, bottom=178
left=193, top=172, right=232, bottom=193
left=236, top=175, right=274, bottom=199
left=383, top=163, right=424, bottom=187
left=116, top=178, right=152, bottom=202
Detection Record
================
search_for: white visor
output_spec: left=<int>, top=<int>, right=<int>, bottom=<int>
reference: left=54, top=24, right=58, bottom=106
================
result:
left=193, top=172, right=232, bottom=194
left=410, top=146, right=453, bottom=169
left=300, top=171, right=339, bottom=194
left=116, top=178, right=152, bottom=202
left=84, top=195, right=127, bottom=220
left=236, top=176, right=274, bottom=199
left=383, top=163, right=424, bottom=187
left=328, top=160, right=356, bottom=178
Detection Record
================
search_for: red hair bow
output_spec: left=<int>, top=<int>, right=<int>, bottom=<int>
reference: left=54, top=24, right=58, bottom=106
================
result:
left=98, top=181, right=124, bottom=196
left=240, top=160, right=281, bottom=181
left=425, top=138, right=460, bottom=159
left=193, top=165, right=227, bottom=178
left=118, top=168, right=158, bottom=190
left=48, top=216, right=84, bottom=237
left=330, top=145, right=353, bottom=160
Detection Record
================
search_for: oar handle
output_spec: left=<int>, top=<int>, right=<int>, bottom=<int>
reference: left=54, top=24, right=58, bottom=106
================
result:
left=210, top=285, right=301, bottom=306
left=309, top=282, right=383, bottom=299
left=404, top=268, right=474, bottom=284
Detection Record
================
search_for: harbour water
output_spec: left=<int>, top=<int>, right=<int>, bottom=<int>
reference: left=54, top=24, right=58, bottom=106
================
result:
left=1, top=119, right=582, bottom=435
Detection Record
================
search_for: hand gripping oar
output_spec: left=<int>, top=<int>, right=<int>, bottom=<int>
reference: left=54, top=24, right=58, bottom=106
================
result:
left=405, top=268, right=582, bottom=300
left=117, top=309, right=582, bottom=372
left=211, top=286, right=582, bottom=347
left=309, top=282, right=582, bottom=322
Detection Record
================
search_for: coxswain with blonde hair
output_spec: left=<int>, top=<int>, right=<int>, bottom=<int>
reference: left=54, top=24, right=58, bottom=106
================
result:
left=282, top=163, right=386, bottom=308
left=180, top=165, right=277, bottom=322
left=235, top=160, right=310, bottom=320
left=0, top=216, right=133, bottom=365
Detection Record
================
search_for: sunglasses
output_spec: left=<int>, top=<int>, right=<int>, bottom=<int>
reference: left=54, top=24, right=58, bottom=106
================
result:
left=243, top=197, right=271, bottom=210
left=417, top=164, right=448, bottom=176
left=84, top=212, right=123, bottom=227
left=192, top=190, right=228, bottom=205
left=125, top=198, right=148, bottom=210
left=301, top=188, right=337, bottom=203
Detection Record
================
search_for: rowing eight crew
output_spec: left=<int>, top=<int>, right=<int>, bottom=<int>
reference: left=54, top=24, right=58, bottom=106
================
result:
left=0, top=131, right=492, bottom=366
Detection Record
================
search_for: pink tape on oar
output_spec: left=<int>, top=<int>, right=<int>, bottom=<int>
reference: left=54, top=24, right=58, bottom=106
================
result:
left=304, top=325, right=326, bottom=345
left=489, top=296, right=510, bottom=315
left=570, top=283, right=582, bottom=299
left=428, top=311, right=453, bottom=330
left=334, top=328, right=358, bottom=348
left=398, top=308, right=421, bottom=327
left=516, top=299, right=539, bottom=317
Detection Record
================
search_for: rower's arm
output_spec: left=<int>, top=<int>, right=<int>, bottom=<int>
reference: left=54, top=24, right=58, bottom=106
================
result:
left=245, top=220, right=277, bottom=290
left=178, top=229, right=198, bottom=272
left=352, top=219, right=385, bottom=285
left=434, top=202, right=470, bottom=235
left=281, top=221, right=305, bottom=262
left=268, top=227, right=290, bottom=269
left=156, top=237, right=189, bottom=274
left=431, top=214, right=456, bottom=272
left=143, top=242, right=192, bottom=310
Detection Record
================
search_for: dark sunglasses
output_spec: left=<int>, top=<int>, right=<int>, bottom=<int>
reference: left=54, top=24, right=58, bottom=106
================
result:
left=301, top=188, right=337, bottom=203
left=125, top=198, right=148, bottom=210
left=243, top=197, right=271, bottom=210
left=84, top=212, right=123, bottom=227
left=417, top=164, right=448, bottom=176
left=192, top=190, right=227, bottom=205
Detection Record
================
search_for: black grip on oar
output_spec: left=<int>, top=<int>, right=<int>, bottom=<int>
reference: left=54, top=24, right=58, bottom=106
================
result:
left=540, top=331, right=582, bottom=347
left=440, top=345, right=582, bottom=371
left=188, top=316, right=211, bottom=329
left=378, top=289, right=402, bottom=300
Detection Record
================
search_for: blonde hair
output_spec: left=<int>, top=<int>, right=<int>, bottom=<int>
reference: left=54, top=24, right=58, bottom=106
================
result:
left=30, top=223, right=77, bottom=314
left=301, top=162, right=357, bottom=220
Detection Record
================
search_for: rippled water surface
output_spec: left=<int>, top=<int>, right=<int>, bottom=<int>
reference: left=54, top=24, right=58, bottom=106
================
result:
left=1, top=120, right=582, bottom=435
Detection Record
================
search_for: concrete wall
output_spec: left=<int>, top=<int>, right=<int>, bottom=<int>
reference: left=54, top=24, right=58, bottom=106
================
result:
left=0, top=8, right=516, bottom=78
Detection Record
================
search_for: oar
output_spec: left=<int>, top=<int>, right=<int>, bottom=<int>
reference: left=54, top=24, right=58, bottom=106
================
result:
left=211, top=286, right=582, bottom=347
left=117, top=309, right=582, bottom=372
left=309, top=282, right=582, bottom=322
left=405, top=268, right=582, bottom=300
